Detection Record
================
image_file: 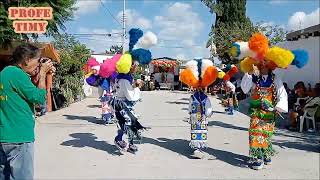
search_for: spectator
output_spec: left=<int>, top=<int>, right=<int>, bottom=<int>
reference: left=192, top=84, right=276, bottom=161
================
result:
left=0, top=44, right=55, bottom=179
left=288, top=82, right=318, bottom=131
left=283, top=82, right=291, bottom=94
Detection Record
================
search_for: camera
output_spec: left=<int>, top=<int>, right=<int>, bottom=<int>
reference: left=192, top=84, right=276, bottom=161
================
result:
left=39, top=58, right=49, bottom=64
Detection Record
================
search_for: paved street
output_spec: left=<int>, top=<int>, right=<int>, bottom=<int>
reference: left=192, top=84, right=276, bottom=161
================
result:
left=35, top=91, right=320, bottom=179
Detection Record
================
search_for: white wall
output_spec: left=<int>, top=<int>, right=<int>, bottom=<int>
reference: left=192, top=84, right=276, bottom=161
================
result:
left=274, top=37, right=320, bottom=89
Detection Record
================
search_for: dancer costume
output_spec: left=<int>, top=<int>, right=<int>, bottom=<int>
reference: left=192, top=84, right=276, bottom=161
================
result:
left=109, top=28, right=157, bottom=153
left=217, top=65, right=239, bottom=114
left=85, top=58, right=114, bottom=123
left=180, top=59, right=219, bottom=151
left=229, top=33, right=309, bottom=169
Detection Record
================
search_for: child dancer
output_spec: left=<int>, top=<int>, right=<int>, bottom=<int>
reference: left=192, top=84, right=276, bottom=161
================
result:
left=180, top=58, right=219, bottom=158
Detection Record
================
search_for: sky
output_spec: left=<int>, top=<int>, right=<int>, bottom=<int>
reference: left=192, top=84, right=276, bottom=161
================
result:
left=43, top=0, right=320, bottom=60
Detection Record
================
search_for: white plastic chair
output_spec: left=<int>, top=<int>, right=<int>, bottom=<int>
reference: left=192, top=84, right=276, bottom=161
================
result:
left=300, top=111, right=316, bottom=132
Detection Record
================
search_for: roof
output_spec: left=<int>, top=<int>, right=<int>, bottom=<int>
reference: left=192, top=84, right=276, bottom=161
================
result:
left=152, top=57, right=178, bottom=61
left=286, top=24, right=320, bottom=41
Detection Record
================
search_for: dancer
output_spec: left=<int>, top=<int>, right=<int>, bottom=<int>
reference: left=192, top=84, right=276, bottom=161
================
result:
left=180, top=58, right=219, bottom=158
left=224, top=80, right=236, bottom=115
left=100, top=78, right=114, bottom=124
left=110, top=28, right=157, bottom=154
left=229, top=33, right=309, bottom=170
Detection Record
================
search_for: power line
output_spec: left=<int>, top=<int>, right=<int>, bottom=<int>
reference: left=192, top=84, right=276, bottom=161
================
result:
left=99, top=0, right=122, bottom=27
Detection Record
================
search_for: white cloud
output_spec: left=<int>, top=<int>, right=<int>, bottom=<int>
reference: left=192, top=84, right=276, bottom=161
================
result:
left=269, top=0, right=289, bottom=5
left=154, top=2, right=208, bottom=59
left=117, top=9, right=152, bottom=30
left=261, top=21, right=274, bottom=27
left=77, top=27, right=123, bottom=53
left=74, top=0, right=110, bottom=17
left=288, top=8, right=320, bottom=31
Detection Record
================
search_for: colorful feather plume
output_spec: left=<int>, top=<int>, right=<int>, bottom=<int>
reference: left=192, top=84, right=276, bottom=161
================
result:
left=129, top=28, right=143, bottom=52
left=265, top=46, right=295, bottom=68
left=248, top=33, right=269, bottom=60
left=179, top=59, right=218, bottom=88
left=131, top=48, right=152, bottom=65
left=291, top=49, right=309, bottom=68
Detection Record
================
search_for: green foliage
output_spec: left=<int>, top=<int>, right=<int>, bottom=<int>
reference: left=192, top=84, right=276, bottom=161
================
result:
left=0, top=0, right=76, bottom=47
left=202, top=0, right=287, bottom=64
left=256, top=22, right=287, bottom=46
left=53, top=34, right=91, bottom=105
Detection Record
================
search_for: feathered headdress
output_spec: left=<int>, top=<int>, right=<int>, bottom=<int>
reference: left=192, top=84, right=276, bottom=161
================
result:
left=229, top=33, right=309, bottom=73
left=217, top=64, right=239, bottom=81
left=116, top=28, right=158, bottom=74
left=179, top=59, right=218, bottom=88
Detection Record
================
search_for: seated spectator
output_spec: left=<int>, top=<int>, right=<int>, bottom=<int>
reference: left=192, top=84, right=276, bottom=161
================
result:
left=288, top=82, right=308, bottom=130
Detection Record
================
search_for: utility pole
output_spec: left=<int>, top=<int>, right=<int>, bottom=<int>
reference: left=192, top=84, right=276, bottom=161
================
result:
left=122, top=0, right=126, bottom=54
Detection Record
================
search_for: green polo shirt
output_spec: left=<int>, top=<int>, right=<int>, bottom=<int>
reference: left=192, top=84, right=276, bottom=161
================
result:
left=0, top=66, right=46, bottom=143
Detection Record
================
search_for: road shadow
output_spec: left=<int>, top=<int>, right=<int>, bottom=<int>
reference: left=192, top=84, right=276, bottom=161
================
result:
left=212, top=110, right=226, bottom=114
left=63, top=115, right=104, bottom=125
left=87, top=105, right=100, bottom=108
left=181, top=108, right=189, bottom=111
left=208, top=121, right=248, bottom=131
left=61, top=133, right=122, bottom=156
left=179, top=98, right=190, bottom=101
left=273, top=139, right=320, bottom=153
left=142, top=137, right=248, bottom=168
left=165, top=101, right=189, bottom=105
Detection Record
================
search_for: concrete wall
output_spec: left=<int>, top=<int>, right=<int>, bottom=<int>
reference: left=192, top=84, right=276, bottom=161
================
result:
left=274, top=37, right=320, bottom=89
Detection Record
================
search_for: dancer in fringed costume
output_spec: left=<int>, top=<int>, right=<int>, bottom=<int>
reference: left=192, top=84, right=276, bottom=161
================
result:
left=179, top=58, right=219, bottom=158
left=109, top=28, right=157, bottom=154
left=229, top=33, right=309, bottom=170
left=217, top=65, right=239, bottom=115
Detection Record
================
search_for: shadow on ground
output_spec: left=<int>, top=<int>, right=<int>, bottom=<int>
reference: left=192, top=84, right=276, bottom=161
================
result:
left=61, top=133, right=122, bottom=156
left=208, top=120, right=248, bottom=131
left=207, top=120, right=320, bottom=153
left=63, top=115, right=104, bottom=124
left=87, top=105, right=100, bottom=108
left=166, top=101, right=189, bottom=105
left=142, top=137, right=248, bottom=168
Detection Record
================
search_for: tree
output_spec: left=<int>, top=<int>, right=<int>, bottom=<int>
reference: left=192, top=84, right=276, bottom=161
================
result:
left=53, top=34, right=91, bottom=105
left=106, top=45, right=123, bottom=54
left=0, top=0, right=76, bottom=48
left=256, top=22, right=287, bottom=46
left=202, top=1, right=287, bottom=64
left=202, top=0, right=256, bottom=63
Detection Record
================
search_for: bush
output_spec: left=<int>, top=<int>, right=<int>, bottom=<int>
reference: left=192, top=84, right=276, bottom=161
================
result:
left=53, top=34, right=91, bottom=106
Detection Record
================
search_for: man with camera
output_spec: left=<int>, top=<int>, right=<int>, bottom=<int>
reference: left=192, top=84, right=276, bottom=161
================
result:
left=0, top=44, right=55, bottom=180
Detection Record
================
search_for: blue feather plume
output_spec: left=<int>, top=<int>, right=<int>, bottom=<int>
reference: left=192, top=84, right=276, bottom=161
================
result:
left=129, top=28, right=143, bottom=52
left=291, top=50, right=309, bottom=68
left=131, top=49, right=152, bottom=65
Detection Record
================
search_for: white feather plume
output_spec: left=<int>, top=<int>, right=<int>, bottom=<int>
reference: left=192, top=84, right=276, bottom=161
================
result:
left=201, top=59, right=213, bottom=78
left=186, top=60, right=199, bottom=80
left=135, top=31, right=158, bottom=49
